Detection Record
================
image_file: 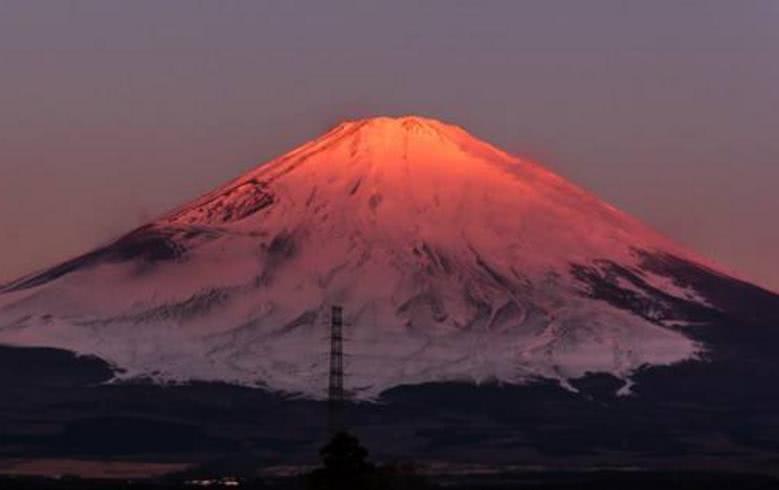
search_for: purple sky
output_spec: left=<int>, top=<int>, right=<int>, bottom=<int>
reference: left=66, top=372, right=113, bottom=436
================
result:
left=1, top=1, right=777, bottom=291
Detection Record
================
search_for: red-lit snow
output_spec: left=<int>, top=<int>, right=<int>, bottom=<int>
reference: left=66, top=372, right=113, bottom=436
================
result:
left=0, top=116, right=705, bottom=398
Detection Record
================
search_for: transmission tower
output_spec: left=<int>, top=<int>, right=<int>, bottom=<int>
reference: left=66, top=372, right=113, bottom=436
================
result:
left=328, top=305, right=345, bottom=436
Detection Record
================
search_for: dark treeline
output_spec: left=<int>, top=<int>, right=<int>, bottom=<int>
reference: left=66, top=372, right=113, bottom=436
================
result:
left=1, top=471, right=777, bottom=490
left=1, top=433, right=777, bottom=489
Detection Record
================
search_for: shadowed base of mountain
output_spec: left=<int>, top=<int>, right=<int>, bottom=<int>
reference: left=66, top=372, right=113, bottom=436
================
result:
left=2, top=252, right=778, bottom=477
left=2, top=312, right=779, bottom=477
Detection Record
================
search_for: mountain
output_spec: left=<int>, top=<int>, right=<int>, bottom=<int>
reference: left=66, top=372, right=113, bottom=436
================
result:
left=2, top=116, right=779, bottom=474
left=0, top=116, right=772, bottom=402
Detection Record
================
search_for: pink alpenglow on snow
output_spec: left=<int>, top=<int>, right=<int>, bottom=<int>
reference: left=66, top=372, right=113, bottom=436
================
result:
left=0, top=116, right=712, bottom=399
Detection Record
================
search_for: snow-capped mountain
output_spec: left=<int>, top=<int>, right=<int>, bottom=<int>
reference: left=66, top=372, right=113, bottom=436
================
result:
left=0, top=116, right=738, bottom=399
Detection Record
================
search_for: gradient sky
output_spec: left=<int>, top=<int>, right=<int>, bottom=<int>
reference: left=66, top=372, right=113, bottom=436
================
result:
left=0, top=1, right=777, bottom=291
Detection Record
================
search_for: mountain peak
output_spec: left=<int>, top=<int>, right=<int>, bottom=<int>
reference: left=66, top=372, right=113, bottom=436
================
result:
left=304, top=115, right=515, bottom=167
left=335, top=115, right=451, bottom=132
left=328, top=115, right=459, bottom=148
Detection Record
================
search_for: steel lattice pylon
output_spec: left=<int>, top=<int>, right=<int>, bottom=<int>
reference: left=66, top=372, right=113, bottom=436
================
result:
left=328, top=305, right=344, bottom=436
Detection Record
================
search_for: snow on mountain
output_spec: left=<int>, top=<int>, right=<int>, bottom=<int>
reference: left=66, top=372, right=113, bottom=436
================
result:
left=0, top=116, right=710, bottom=399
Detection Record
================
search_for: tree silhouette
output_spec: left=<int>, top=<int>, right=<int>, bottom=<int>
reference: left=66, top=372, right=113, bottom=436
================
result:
left=308, top=431, right=375, bottom=489
left=307, top=431, right=434, bottom=490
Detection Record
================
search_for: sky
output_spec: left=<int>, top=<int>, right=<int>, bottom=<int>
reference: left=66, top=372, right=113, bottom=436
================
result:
left=0, top=1, right=777, bottom=291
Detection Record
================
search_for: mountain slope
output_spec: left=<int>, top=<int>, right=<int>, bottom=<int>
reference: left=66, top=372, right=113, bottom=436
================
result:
left=0, top=116, right=755, bottom=399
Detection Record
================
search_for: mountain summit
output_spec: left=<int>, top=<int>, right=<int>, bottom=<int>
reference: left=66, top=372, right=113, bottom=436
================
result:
left=0, top=116, right=743, bottom=398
